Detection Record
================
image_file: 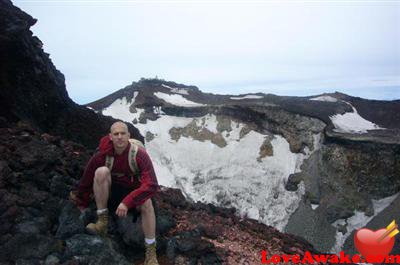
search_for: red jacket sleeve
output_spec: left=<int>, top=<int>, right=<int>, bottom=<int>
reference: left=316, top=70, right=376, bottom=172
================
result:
left=76, top=154, right=102, bottom=208
left=122, top=147, right=160, bottom=209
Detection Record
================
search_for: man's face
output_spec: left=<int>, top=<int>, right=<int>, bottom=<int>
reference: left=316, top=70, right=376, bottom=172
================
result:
left=110, top=123, right=130, bottom=150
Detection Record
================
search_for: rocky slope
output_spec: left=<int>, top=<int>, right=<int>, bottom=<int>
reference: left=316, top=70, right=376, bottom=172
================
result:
left=0, top=0, right=142, bottom=148
left=88, top=78, right=400, bottom=255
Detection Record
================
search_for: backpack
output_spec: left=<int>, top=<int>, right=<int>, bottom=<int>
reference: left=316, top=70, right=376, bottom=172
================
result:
left=104, top=139, right=145, bottom=180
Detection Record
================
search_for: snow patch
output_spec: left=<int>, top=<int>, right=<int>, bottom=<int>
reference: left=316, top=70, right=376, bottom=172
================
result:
left=153, top=106, right=165, bottom=115
left=312, top=133, right=323, bottom=151
left=172, top=88, right=189, bottom=95
left=230, top=95, right=264, bottom=100
left=102, top=96, right=144, bottom=123
left=310, top=96, right=338, bottom=102
left=154, top=92, right=205, bottom=107
left=167, top=132, right=307, bottom=230
left=197, top=114, right=218, bottom=134
left=162, top=84, right=189, bottom=95
left=330, top=192, right=399, bottom=254
left=161, top=84, right=172, bottom=89
left=311, top=204, right=319, bottom=210
left=330, top=105, right=385, bottom=134
left=86, top=106, right=97, bottom=112
left=132, top=91, right=139, bottom=101
left=246, top=206, right=260, bottom=220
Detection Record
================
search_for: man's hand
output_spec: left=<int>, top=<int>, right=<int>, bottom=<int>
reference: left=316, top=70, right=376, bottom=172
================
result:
left=116, top=202, right=128, bottom=218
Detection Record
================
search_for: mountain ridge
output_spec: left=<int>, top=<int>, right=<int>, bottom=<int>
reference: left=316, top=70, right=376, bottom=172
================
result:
left=90, top=77, right=399, bottom=254
left=88, top=78, right=400, bottom=146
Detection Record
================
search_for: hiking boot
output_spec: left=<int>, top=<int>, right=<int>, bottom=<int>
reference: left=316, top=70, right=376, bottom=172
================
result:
left=86, top=210, right=108, bottom=236
left=144, top=242, right=159, bottom=265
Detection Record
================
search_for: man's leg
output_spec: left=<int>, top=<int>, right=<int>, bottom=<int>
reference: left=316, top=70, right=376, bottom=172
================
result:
left=137, top=199, right=158, bottom=265
left=86, top=166, right=111, bottom=235
left=137, top=199, right=156, bottom=239
left=93, top=166, right=111, bottom=209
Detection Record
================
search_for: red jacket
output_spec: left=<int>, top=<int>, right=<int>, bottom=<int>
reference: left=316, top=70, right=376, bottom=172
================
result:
left=76, top=136, right=160, bottom=209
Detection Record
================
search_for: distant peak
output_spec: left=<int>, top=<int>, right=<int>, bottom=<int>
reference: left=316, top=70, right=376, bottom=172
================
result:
left=133, top=77, right=199, bottom=92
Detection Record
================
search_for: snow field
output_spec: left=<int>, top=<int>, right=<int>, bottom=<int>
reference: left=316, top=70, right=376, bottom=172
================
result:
left=102, top=96, right=320, bottom=230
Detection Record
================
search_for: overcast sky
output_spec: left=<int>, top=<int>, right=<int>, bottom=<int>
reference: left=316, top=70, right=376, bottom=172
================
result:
left=15, top=0, right=400, bottom=104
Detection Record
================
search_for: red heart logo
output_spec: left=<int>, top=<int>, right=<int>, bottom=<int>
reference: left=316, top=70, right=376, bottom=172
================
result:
left=354, top=228, right=395, bottom=258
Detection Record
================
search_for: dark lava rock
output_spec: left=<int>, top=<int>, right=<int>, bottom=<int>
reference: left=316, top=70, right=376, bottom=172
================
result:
left=166, top=228, right=218, bottom=263
left=0, top=233, right=59, bottom=261
left=55, top=201, right=85, bottom=239
left=0, top=116, right=8, bottom=128
left=64, top=234, right=130, bottom=265
left=285, top=199, right=336, bottom=253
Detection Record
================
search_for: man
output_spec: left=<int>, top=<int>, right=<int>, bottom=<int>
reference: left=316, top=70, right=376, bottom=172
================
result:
left=70, top=121, right=160, bottom=265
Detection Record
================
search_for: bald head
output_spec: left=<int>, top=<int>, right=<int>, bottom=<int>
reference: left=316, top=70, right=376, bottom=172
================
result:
left=110, top=121, right=128, bottom=134
left=109, top=121, right=130, bottom=154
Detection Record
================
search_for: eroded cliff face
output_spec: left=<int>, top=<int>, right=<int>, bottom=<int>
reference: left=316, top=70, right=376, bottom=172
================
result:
left=164, top=105, right=326, bottom=153
left=0, top=0, right=143, bottom=148
left=288, top=142, right=400, bottom=217
left=286, top=141, right=400, bottom=252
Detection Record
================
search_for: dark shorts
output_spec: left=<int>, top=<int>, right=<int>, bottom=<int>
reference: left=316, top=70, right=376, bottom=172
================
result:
left=108, top=183, right=139, bottom=222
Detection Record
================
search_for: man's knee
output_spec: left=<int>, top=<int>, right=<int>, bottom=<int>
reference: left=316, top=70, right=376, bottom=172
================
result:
left=137, top=199, right=154, bottom=214
left=94, top=167, right=111, bottom=184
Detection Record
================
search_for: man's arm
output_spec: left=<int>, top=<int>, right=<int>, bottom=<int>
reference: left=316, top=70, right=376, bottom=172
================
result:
left=121, top=147, right=160, bottom=209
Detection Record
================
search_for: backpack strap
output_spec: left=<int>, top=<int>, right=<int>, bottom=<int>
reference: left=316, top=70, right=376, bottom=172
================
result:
left=128, top=139, right=145, bottom=179
left=105, top=155, right=114, bottom=171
